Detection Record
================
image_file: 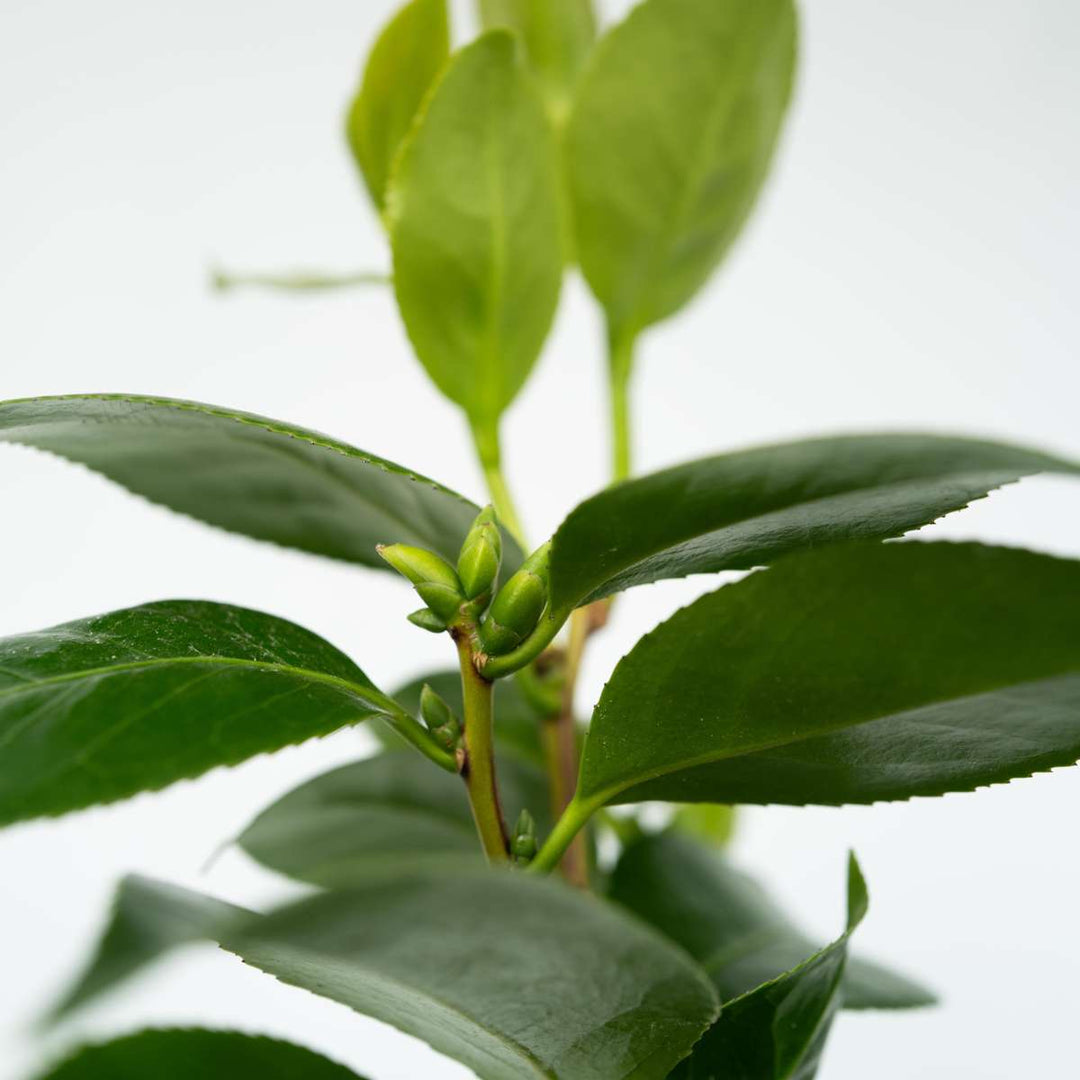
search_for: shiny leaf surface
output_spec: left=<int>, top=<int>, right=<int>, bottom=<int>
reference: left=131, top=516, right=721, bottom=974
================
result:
left=580, top=543, right=1080, bottom=808
left=0, top=394, right=511, bottom=570
left=0, top=601, right=391, bottom=826
left=32, top=1029, right=367, bottom=1080
left=548, top=433, right=1078, bottom=610
left=670, top=855, right=868, bottom=1080
left=56, top=872, right=719, bottom=1080
left=610, top=834, right=933, bottom=1010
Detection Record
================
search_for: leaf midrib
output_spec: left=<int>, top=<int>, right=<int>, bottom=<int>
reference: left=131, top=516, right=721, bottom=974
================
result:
left=584, top=672, right=1080, bottom=809
left=561, top=464, right=1033, bottom=608
left=0, top=654, right=385, bottom=710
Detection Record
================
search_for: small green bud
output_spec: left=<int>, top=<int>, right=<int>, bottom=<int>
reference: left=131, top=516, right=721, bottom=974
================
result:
left=407, top=607, right=448, bottom=633
left=479, top=542, right=551, bottom=655
left=511, top=809, right=538, bottom=864
left=419, top=684, right=462, bottom=750
left=377, top=543, right=465, bottom=623
left=457, top=505, right=502, bottom=601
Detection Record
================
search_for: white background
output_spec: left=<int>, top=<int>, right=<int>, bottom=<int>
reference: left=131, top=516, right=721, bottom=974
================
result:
left=1, top=1, right=1077, bottom=1077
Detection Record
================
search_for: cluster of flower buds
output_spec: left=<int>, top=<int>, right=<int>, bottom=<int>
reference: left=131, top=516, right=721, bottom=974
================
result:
left=419, top=683, right=462, bottom=752
left=379, top=508, right=551, bottom=657
left=511, top=808, right=538, bottom=866
left=478, top=541, right=551, bottom=656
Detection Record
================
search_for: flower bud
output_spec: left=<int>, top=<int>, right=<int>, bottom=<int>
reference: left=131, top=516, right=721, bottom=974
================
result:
left=457, top=505, right=502, bottom=601
left=407, top=607, right=448, bottom=633
left=511, top=809, right=538, bottom=864
left=419, top=684, right=462, bottom=750
left=377, top=543, right=465, bottom=623
left=479, top=542, right=551, bottom=655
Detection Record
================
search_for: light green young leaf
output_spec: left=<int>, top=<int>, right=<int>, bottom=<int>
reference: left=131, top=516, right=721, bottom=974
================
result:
left=32, top=1029, right=368, bottom=1080
left=670, top=804, right=737, bottom=849
left=577, top=543, right=1080, bottom=811
left=56, top=872, right=719, bottom=1080
left=670, top=855, right=868, bottom=1080
left=388, top=32, right=563, bottom=446
left=547, top=432, right=1078, bottom=611
left=0, top=601, right=400, bottom=828
left=478, top=0, right=597, bottom=123
left=0, top=394, right=523, bottom=571
left=566, top=0, right=796, bottom=343
left=610, top=834, right=934, bottom=1010
left=237, top=752, right=550, bottom=886
left=346, top=0, right=450, bottom=211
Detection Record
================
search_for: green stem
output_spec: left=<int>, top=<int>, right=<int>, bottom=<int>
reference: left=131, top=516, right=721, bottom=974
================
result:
left=456, top=635, right=510, bottom=862
left=211, top=267, right=391, bottom=293
left=479, top=602, right=574, bottom=679
left=528, top=794, right=597, bottom=875
left=608, top=321, right=637, bottom=483
left=384, top=704, right=458, bottom=773
left=471, top=421, right=527, bottom=549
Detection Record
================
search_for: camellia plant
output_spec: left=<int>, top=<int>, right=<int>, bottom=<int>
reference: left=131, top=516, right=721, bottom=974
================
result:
left=4, top=1, right=1079, bottom=1078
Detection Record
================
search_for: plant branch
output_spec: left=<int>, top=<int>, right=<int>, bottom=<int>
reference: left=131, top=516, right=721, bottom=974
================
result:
left=383, top=703, right=459, bottom=773
left=478, top=602, right=574, bottom=679
left=470, top=420, right=526, bottom=549
left=211, top=267, right=391, bottom=293
left=608, top=320, right=637, bottom=483
left=455, top=633, right=510, bottom=862
left=528, top=794, right=599, bottom=875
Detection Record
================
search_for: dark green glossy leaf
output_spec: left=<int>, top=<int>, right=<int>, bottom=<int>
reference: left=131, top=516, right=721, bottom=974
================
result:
left=0, top=601, right=392, bottom=827
left=32, top=1029, right=367, bottom=1080
left=58, top=873, right=719, bottom=1079
left=548, top=433, right=1079, bottom=610
left=346, top=0, right=449, bottom=211
left=610, top=834, right=933, bottom=1010
left=49, top=877, right=249, bottom=1022
left=232, top=871, right=718, bottom=1080
left=670, top=855, right=867, bottom=1080
left=580, top=543, right=1080, bottom=809
left=388, top=32, right=563, bottom=436
left=478, top=0, right=597, bottom=123
left=0, top=394, right=520, bottom=571
left=387, top=668, right=545, bottom=765
left=237, top=751, right=550, bottom=886
left=566, top=0, right=796, bottom=339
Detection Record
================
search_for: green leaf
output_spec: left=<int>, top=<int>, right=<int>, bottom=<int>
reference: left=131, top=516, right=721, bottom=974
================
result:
left=478, top=0, right=597, bottom=123
left=33, top=1029, right=367, bottom=1080
left=232, top=871, right=718, bottom=1080
left=610, top=834, right=934, bottom=1010
left=386, top=668, right=545, bottom=765
left=58, top=873, right=719, bottom=1079
left=346, top=0, right=450, bottom=211
left=670, top=855, right=868, bottom=1080
left=0, top=394, right=522, bottom=572
left=670, top=804, right=737, bottom=848
left=566, top=0, right=796, bottom=340
left=0, top=601, right=396, bottom=827
left=578, top=542, right=1080, bottom=810
left=237, top=751, right=550, bottom=886
left=388, top=32, right=564, bottom=439
left=548, top=432, right=1079, bottom=611
left=48, top=877, right=249, bottom=1022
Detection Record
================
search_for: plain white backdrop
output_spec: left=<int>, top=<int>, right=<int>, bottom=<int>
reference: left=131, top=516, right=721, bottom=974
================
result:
left=1, top=1, right=1077, bottom=1077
